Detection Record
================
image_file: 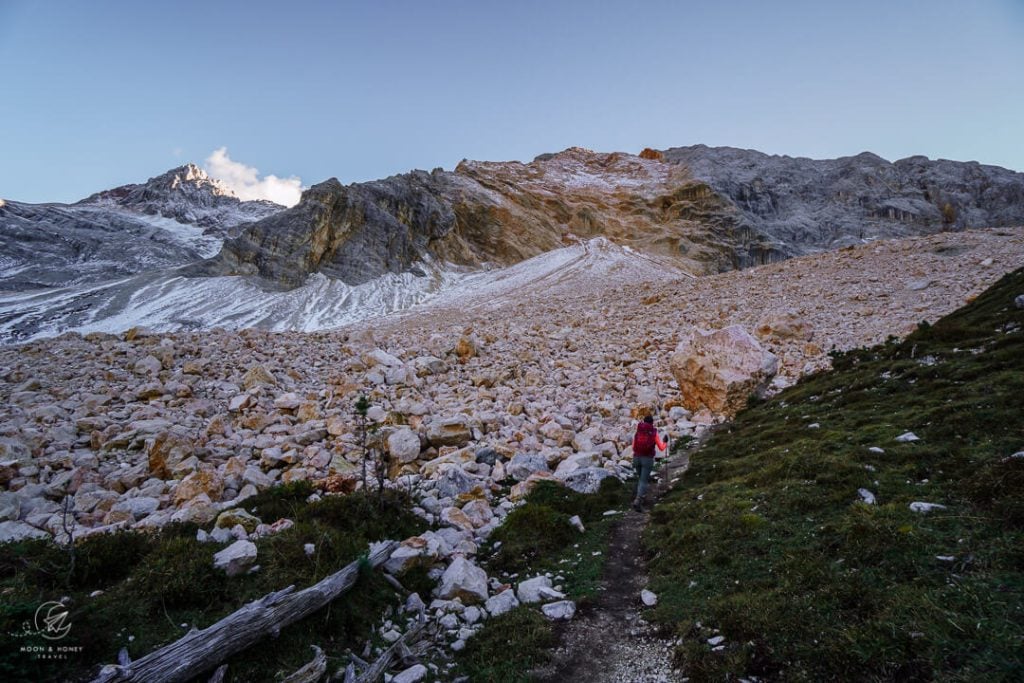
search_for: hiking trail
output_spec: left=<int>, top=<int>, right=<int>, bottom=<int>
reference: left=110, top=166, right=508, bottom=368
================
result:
left=532, top=451, right=692, bottom=682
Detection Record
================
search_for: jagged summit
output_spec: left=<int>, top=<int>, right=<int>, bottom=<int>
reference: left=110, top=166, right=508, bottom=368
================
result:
left=78, top=163, right=282, bottom=232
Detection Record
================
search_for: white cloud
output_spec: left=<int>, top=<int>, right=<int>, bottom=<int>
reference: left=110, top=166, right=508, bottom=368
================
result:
left=204, top=147, right=304, bottom=207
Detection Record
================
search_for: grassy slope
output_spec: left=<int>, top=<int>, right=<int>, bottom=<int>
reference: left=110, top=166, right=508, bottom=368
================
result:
left=0, top=485, right=424, bottom=683
left=455, top=479, right=633, bottom=682
left=644, top=268, right=1024, bottom=681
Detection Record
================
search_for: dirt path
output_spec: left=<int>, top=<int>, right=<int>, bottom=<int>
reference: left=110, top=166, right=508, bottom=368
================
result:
left=532, top=453, right=691, bottom=683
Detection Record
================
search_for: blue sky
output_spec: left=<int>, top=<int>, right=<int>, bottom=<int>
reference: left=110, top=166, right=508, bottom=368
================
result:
left=1, top=0, right=1022, bottom=204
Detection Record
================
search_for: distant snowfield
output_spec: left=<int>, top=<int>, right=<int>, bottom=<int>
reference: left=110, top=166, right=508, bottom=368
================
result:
left=0, top=238, right=688, bottom=344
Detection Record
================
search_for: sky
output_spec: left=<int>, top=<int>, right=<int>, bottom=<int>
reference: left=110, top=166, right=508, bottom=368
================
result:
left=1, top=0, right=1022, bottom=205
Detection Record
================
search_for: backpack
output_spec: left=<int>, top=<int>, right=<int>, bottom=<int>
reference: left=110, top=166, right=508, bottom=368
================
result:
left=633, top=422, right=657, bottom=458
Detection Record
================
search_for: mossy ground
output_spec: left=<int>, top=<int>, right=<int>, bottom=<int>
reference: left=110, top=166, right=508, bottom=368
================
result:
left=454, top=478, right=633, bottom=682
left=0, top=485, right=424, bottom=683
left=644, top=268, right=1024, bottom=681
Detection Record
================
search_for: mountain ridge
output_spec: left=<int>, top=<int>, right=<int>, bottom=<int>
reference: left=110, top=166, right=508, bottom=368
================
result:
left=195, top=145, right=1024, bottom=288
left=2, top=144, right=1024, bottom=342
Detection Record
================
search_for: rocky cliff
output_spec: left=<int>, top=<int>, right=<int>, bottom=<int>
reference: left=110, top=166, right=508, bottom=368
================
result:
left=200, top=147, right=1024, bottom=288
left=199, top=148, right=758, bottom=287
left=661, top=145, right=1024, bottom=265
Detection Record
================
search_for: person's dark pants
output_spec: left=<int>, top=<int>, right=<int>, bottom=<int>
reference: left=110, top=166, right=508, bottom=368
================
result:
left=633, top=456, right=654, bottom=500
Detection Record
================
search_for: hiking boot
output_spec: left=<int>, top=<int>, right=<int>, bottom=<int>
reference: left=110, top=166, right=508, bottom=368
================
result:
left=632, top=497, right=643, bottom=512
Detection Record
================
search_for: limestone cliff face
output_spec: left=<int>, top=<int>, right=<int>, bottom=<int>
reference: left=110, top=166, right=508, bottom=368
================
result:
left=206, top=173, right=458, bottom=287
left=201, top=146, right=1024, bottom=288
left=661, top=145, right=1024, bottom=264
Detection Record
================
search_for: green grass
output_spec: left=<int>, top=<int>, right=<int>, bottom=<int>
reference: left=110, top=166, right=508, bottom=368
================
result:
left=0, top=489, right=424, bottom=683
left=486, top=478, right=633, bottom=600
left=454, top=607, right=559, bottom=682
left=454, top=478, right=633, bottom=681
left=644, top=267, right=1024, bottom=681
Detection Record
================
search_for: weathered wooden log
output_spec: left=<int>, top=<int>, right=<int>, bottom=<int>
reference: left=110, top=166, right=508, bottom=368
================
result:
left=91, top=541, right=398, bottom=683
left=353, top=616, right=427, bottom=683
left=282, top=645, right=327, bottom=683
left=206, top=665, right=227, bottom=683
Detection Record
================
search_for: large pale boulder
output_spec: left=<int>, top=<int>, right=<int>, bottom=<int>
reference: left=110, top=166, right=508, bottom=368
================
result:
left=507, top=453, right=549, bottom=481
left=388, top=428, right=422, bottom=464
left=426, top=417, right=472, bottom=448
left=0, top=492, right=21, bottom=522
left=554, top=452, right=601, bottom=478
left=437, top=556, right=488, bottom=604
left=0, top=520, right=49, bottom=542
left=435, top=466, right=478, bottom=499
left=669, top=325, right=778, bottom=416
left=174, top=470, right=224, bottom=504
left=563, top=467, right=614, bottom=494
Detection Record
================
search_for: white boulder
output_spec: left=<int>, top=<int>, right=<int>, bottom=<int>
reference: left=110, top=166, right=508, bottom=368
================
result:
left=213, top=539, right=257, bottom=577
left=437, top=556, right=488, bottom=604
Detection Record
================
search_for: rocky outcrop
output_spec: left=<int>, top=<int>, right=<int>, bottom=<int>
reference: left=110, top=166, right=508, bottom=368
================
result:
left=669, top=325, right=779, bottom=416
left=660, top=145, right=1024, bottom=265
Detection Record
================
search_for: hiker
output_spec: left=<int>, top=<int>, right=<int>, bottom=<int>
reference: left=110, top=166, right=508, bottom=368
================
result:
left=632, top=415, right=666, bottom=511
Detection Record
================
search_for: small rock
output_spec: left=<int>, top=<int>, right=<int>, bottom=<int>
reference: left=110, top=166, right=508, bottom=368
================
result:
left=485, top=588, right=520, bottom=617
left=1015, top=294, right=1024, bottom=310
left=641, top=589, right=658, bottom=606
left=405, top=592, right=426, bottom=613
left=568, top=515, right=585, bottom=533
left=909, top=501, right=947, bottom=514
left=241, top=365, right=277, bottom=390
left=213, top=540, right=257, bottom=577
left=541, top=600, right=576, bottom=621
left=857, top=489, right=877, bottom=505
left=516, top=575, right=553, bottom=604
left=437, top=556, right=488, bottom=604
left=273, top=393, right=302, bottom=411
left=392, top=664, right=428, bottom=683
left=707, top=635, right=726, bottom=646
left=895, top=432, right=920, bottom=443
left=134, top=355, right=162, bottom=376
left=215, top=508, right=262, bottom=533
left=868, top=446, right=885, bottom=454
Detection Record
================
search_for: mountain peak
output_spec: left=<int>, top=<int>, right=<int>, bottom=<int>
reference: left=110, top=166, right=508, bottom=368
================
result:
left=173, top=162, right=211, bottom=183
left=75, top=163, right=283, bottom=232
